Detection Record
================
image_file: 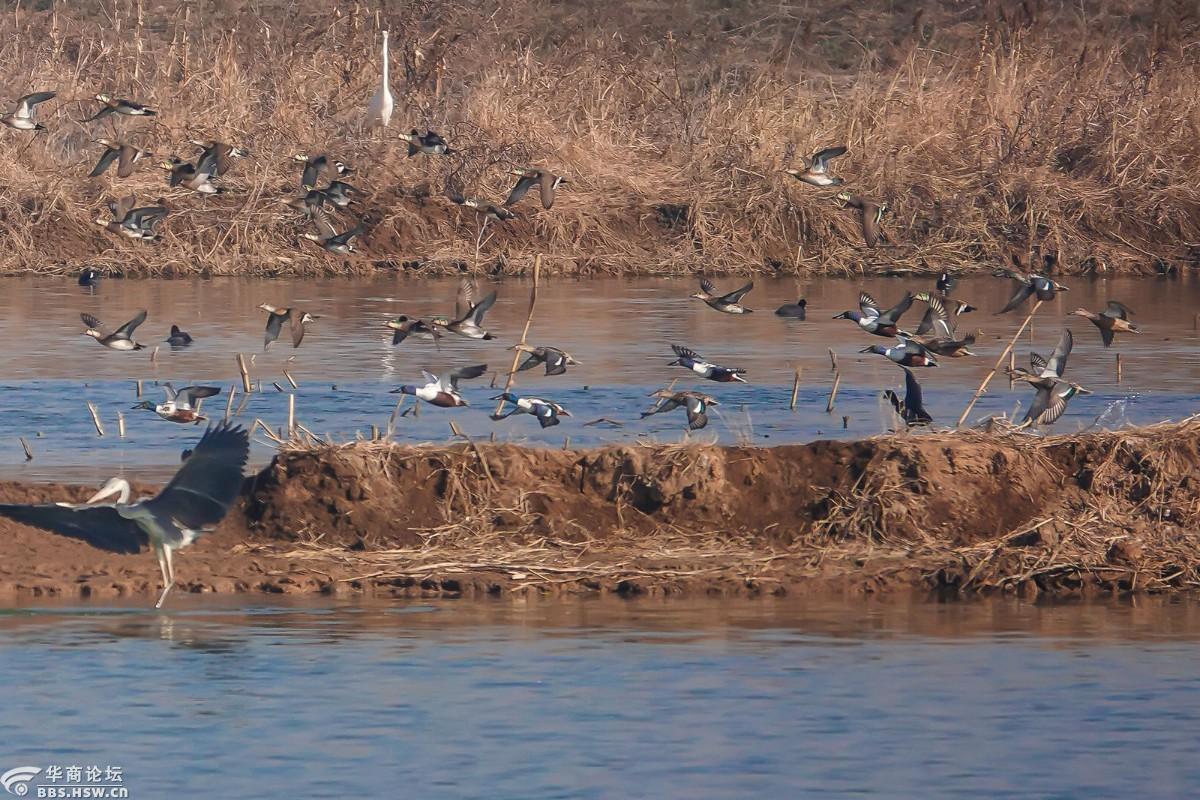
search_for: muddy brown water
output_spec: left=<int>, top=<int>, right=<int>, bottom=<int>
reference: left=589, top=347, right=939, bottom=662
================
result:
left=1, top=596, right=1199, bottom=796
left=0, top=274, right=1197, bottom=481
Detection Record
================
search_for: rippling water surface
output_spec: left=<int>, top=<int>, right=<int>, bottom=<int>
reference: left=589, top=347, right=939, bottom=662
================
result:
left=0, top=274, right=1196, bottom=480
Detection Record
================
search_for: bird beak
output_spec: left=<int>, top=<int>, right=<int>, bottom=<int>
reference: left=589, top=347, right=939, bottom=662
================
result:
left=833, top=312, right=848, bottom=319
left=85, top=477, right=125, bottom=504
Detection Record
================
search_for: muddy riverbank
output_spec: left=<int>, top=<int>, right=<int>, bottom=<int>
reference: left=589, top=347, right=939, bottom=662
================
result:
left=1, top=420, right=1198, bottom=603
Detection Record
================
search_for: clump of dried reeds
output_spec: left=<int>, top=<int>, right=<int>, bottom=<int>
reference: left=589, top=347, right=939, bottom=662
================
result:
left=0, top=1, right=1197, bottom=277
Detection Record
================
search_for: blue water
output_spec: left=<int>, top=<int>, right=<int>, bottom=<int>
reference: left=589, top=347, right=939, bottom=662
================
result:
left=0, top=597, right=1198, bottom=797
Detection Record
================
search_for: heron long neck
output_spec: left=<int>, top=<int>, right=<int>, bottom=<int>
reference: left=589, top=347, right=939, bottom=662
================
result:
left=381, top=31, right=389, bottom=84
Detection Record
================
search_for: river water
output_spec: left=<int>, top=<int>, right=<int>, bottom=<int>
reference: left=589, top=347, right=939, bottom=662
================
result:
left=0, top=596, right=1198, bottom=797
left=0, top=274, right=1196, bottom=480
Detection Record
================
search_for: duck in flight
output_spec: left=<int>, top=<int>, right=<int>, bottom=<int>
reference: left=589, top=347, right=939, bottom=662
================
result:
left=385, top=315, right=442, bottom=346
left=505, top=168, right=567, bottom=209
left=883, top=368, right=932, bottom=428
left=89, top=139, right=153, bottom=178
left=303, top=209, right=364, bottom=254
left=995, top=261, right=1069, bottom=314
left=1008, top=328, right=1073, bottom=390
left=189, top=140, right=247, bottom=177
left=836, top=191, right=887, bottom=247
left=861, top=337, right=939, bottom=368
left=0, top=422, right=249, bottom=608
left=81, top=94, right=156, bottom=122
left=511, top=344, right=579, bottom=376
left=160, top=151, right=222, bottom=195
left=641, top=389, right=718, bottom=430
left=432, top=278, right=497, bottom=340
left=94, top=194, right=167, bottom=241
left=258, top=304, right=317, bottom=350
left=834, top=291, right=914, bottom=337
left=400, top=128, right=453, bottom=156
left=133, top=384, right=220, bottom=424
left=1071, top=302, right=1139, bottom=347
left=293, top=154, right=353, bottom=191
left=81, top=310, right=147, bottom=350
left=1, top=91, right=55, bottom=130
left=669, top=345, right=747, bottom=382
left=912, top=295, right=976, bottom=357
left=690, top=279, right=754, bottom=314
left=491, top=393, right=571, bottom=428
left=783, top=145, right=847, bottom=187
left=390, top=364, right=488, bottom=408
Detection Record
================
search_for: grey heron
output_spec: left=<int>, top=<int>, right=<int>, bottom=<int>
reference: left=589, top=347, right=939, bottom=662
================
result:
left=0, top=422, right=249, bottom=608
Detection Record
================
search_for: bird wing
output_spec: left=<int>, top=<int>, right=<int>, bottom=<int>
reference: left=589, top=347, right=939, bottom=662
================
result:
left=468, top=290, right=497, bottom=325
left=1029, top=352, right=1047, bottom=373
left=264, top=310, right=286, bottom=348
left=1039, top=385, right=1077, bottom=426
left=996, top=281, right=1034, bottom=314
left=455, top=278, right=478, bottom=320
left=931, top=318, right=954, bottom=339
left=515, top=352, right=542, bottom=372
left=538, top=173, right=557, bottom=208
left=420, top=369, right=440, bottom=389
left=448, top=363, right=488, bottom=389
left=391, top=325, right=410, bottom=346
left=290, top=314, right=307, bottom=348
left=300, top=160, right=321, bottom=190
left=89, top=146, right=120, bottom=177
left=881, top=292, right=914, bottom=323
left=1099, top=326, right=1114, bottom=348
left=181, top=386, right=220, bottom=405
left=1104, top=300, right=1132, bottom=320
left=115, top=145, right=138, bottom=178
left=80, top=312, right=107, bottom=333
left=699, top=278, right=717, bottom=296
left=113, top=193, right=137, bottom=221
left=311, top=209, right=337, bottom=240
left=858, top=292, right=881, bottom=318
left=127, top=207, right=167, bottom=230
left=17, top=91, right=55, bottom=119
left=193, top=147, right=220, bottom=181
left=1045, top=328, right=1073, bottom=378
left=671, top=344, right=701, bottom=361
left=505, top=175, right=536, bottom=206
left=915, top=306, right=935, bottom=336
left=0, top=502, right=146, bottom=554
left=809, top=146, right=846, bottom=172
left=145, top=422, right=249, bottom=530
left=161, top=383, right=179, bottom=401
left=114, top=310, right=148, bottom=338
left=902, top=368, right=931, bottom=424
left=720, top=281, right=754, bottom=303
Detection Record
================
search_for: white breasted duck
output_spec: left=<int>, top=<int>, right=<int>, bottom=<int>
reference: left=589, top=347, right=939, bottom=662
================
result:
left=391, top=364, right=488, bottom=408
left=293, top=154, right=353, bottom=191
left=385, top=315, right=442, bottom=346
left=189, top=140, right=247, bottom=177
left=160, top=152, right=222, bottom=195
left=82, top=94, right=156, bottom=121
left=883, top=368, right=932, bottom=428
left=834, top=291, right=914, bottom=337
left=995, top=254, right=1069, bottom=314
left=89, top=139, right=153, bottom=178
left=860, top=337, right=938, bottom=368
left=690, top=278, right=754, bottom=314
left=783, top=146, right=847, bottom=187
left=1, top=91, right=55, bottom=130
left=505, top=168, right=567, bottom=209
left=400, top=128, right=453, bottom=156
left=1071, top=302, right=1139, bottom=347
left=669, top=345, right=747, bottom=382
left=1008, top=329, right=1073, bottom=390
left=81, top=310, right=147, bottom=350
left=133, top=384, right=220, bottom=424
left=641, top=390, right=719, bottom=430
left=94, top=194, right=167, bottom=241
left=511, top=344, right=579, bottom=376
left=303, top=209, right=364, bottom=254
left=433, top=278, right=497, bottom=340
left=491, top=393, right=571, bottom=428
left=165, top=325, right=193, bottom=347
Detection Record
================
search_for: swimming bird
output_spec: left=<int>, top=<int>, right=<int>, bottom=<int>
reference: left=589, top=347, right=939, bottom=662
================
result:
left=669, top=345, right=747, bottom=382
left=78, top=268, right=100, bottom=287
left=1072, top=302, right=1139, bottom=347
left=883, top=367, right=933, bottom=427
left=165, top=325, right=193, bottom=347
left=0, top=421, right=249, bottom=608
left=160, top=153, right=222, bottom=195
left=89, top=139, right=152, bottom=178
left=912, top=296, right=976, bottom=356
left=94, top=194, right=167, bottom=241
left=432, top=279, right=497, bottom=340
left=400, top=128, right=453, bottom=156
left=258, top=304, right=317, bottom=350
left=511, top=344, right=579, bottom=376
left=690, top=279, right=754, bottom=314
left=834, top=291, right=914, bottom=337
left=81, top=94, right=156, bottom=122
left=783, top=146, right=847, bottom=187
left=366, top=30, right=394, bottom=129
left=293, top=154, right=353, bottom=191
left=491, top=393, right=571, bottom=428
left=303, top=210, right=364, bottom=254
left=385, top=315, right=442, bottom=345
left=1008, top=329, right=1074, bottom=389
left=132, top=384, right=220, bottom=424
left=1, top=91, right=55, bottom=130
left=189, top=140, right=247, bottom=177
left=390, top=364, right=488, bottom=407
left=505, top=168, right=567, bottom=209
left=774, top=298, right=807, bottom=318
left=640, top=390, right=718, bottom=430
left=861, top=337, right=938, bottom=368
left=836, top=191, right=887, bottom=247
left=81, top=310, right=147, bottom=350
left=995, top=266, right=1069, bottom=314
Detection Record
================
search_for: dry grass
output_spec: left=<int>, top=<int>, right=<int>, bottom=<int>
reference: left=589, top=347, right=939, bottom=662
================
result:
left=5, top=0, right=1199, bottom=278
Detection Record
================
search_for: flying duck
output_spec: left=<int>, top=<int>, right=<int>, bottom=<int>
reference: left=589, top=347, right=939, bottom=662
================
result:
left=1008, top=329, right=1074, bottom=390
left=836, top=191, right=887, bottom=247
left=641, top=390, right=718, bottom=430
left=0, top=421, right=248, bottom=608
left=303, top=210, right=364, bottom=254
left=400, top=128, right=453, bottom=156
left=883, top=367, right=932, bottom=427
left=189, top=140, right=247, bottom=177
left=258, top=304, right=317, bottom=350
left=669, top=345, right=747, bottom=382
left=160, top=153, right=222, bottom=195
left=995, top=261, right=1069, bottom=314
left=1, top=91, right=55, bottom=130
left=690, top=278, right=754, bottom=314
left=834, top=291, right=914, bottom=337
left=385, top=315, right=442, bottom=345
left=774, top=298, right=807, bottom=318
left=912, top=295, right=975, bottom=356
left=1071, top=302, right=1139, bottom=347
left=452, top=195, right=518, bottom=223
left=511, top=344, right=579, bottom=376
left=1019, top=380, right=1090, bottom=429
left=491, top=393, right=571, bottom=428
left=81, top=310, right=147, bottom=350
left=505, top=168, right=567, bottom=209
left=89, top=139, right=153, bottom=178
left=132, top=384, right=220, bottom=424
left=82, top=94, right=156, bottom=121
left=783, top=146, right=847, bottom=187
left=914, top=275, right=975, bottom=334
left=293, top=154, right=353, bottom=191
left=390, top=364, right=488, bottom=407
left=94, top=194, right=167, bottom=241
left=861, top=337, right=939, bottom=368
left=165, top=325, right=193, bottom=347
left=432, top=279, right=497, bottom=340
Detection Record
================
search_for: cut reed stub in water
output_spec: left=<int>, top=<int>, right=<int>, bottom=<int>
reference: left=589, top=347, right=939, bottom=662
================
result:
left=789, top=367, right=802, bottom=411
left=237, top=353, right=252, bottom=393
left=86, top=401, right=105, bottom=437
left=826, top=372, right=842, bottom=414
left=18, top=437, right=32, bottom=462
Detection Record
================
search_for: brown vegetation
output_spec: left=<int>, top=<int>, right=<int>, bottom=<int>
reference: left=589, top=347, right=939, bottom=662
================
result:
left=2, top=419, right=1200, bottom=601
left=0, top=1, right=1198, bottom=277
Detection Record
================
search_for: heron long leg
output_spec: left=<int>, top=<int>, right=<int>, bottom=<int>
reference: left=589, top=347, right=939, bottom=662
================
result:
left=154, top=543, right=174, bottom=609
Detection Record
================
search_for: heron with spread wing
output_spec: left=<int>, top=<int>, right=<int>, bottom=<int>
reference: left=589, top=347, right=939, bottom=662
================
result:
left=0, top=422, right=249, bottom=608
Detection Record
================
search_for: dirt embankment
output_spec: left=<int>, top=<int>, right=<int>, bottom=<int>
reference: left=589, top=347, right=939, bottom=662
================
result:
left=2, top=420, right=1199, bottom=603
